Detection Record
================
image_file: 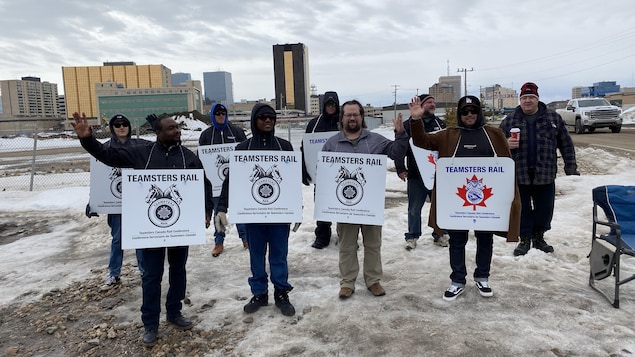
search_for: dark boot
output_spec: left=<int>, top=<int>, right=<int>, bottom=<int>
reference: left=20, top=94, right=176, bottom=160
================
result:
left=312, top=221, right=331, bottom=249
left=513, top=236, right=531, bottom=256
left=532, top=231, right=554, bottom=253
left=243, top=294, right=268, bottom=313
left=274, top=288, right=295, bottom=316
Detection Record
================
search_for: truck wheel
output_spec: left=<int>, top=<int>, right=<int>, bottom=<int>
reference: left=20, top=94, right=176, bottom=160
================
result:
left=575, top=119, right=585, bottom=134
left=611, top=126, right=622, bottom=133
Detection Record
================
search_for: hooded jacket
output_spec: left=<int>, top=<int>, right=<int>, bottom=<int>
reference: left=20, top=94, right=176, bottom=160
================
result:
left=395, top=114, right=446, bottom=181
left=107, top=114, right=147, bottom=149
left=410, top=97, right=521, bottom=241
left=198, top=103, right=248, bottom=146
left=499, top=101, right=578, bottom=185
left=301, top=91, right=341, bottom=184
left=217, top=104, right=293, bottom=212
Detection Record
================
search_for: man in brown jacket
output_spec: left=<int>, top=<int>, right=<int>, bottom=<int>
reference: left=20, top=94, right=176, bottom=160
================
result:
left=409, top=95, right=520, bottom=302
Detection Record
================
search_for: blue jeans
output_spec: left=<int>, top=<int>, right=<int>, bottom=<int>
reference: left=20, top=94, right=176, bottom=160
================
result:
left=244, top=223, right=293, bottom=295
left=211, top=197, right=247, bottom=244
left=448, top=230, right=493, bottom=285
left=518, top=182, right=555, bottom=237
left=107, top=214, right=144, bottom=277
left=405, top=177, right=430, bottom=240
left=140, top=246, right=188, bottom=331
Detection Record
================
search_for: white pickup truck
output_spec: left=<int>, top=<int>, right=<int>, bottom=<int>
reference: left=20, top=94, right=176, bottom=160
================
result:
left=557, top=98, right=622, bottom=134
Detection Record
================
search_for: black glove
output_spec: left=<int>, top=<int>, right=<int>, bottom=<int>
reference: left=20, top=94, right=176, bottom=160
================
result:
left=145, top=114, right=158, bottom=131
left=85, top=204, right=99, bottom=218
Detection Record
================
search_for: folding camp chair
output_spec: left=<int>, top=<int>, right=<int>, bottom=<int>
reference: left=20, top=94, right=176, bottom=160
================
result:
left=589, top=185, right=635, bottom=308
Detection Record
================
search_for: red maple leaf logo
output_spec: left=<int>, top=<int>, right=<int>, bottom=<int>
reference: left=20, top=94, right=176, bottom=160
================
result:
left=427, top=153, right=436, bottom=167
left=456, top=175, right=494, bottom=211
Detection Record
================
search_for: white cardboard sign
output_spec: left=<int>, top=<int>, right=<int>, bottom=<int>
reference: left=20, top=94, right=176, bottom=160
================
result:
left=198, top=143, right=238, bottom=197
left=409, top=138, right=439, bottom=189
left=89, top=158, right=122, bottom=214
left=302, top=131, right=338, bottom=184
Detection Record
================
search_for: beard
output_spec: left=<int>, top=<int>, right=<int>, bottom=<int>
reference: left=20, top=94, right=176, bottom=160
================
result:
left=344, top=120, right=361, bottom=134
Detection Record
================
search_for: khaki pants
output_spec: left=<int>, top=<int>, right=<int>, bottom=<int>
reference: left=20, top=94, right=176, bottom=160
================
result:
left=336, top=223, right=383, bottom=289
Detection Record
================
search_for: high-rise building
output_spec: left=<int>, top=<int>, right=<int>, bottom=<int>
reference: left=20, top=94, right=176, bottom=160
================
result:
left=203, top=71, right=234, bottom=105
left=273, top=43, right=310, bottom=113
left=172, top=72, right=192, bottom=86
left=438, top=75, right=462, bottom=102
left=62, top=61, right=171, bottom=119
left=0, top=77, right=59, bottom=118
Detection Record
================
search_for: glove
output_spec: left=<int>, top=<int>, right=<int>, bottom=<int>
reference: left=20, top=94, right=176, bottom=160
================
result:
left=85, top=204, right=99, bottom=218
left=292, top=222, right=301, bottom=232
left=215, top=212, right=228, bottom=233
left=145, top=114, right=158, bottom=131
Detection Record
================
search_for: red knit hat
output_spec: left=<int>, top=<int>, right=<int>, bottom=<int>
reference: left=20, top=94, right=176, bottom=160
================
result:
left=520, top=82, right=539, bottom=98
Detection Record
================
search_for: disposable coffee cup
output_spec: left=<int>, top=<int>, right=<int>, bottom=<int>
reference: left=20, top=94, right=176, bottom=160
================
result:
left=510, top=128, right=520, bottom=140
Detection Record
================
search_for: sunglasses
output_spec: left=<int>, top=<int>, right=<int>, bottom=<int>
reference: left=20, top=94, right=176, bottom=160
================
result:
left=460, top=108, right=479, bottom=116
left=214, top=111, right=227, bottom=116
left=257, top=115, right=276, bottom=121
left=113, top=122, right=129, bottom=128
left=326, top=102, right=337, bottom=107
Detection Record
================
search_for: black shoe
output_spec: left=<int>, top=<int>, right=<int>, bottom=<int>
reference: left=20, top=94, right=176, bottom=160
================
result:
left=142, top=329, right=158, bottom=347
left=274, top=289, right=296, bottom=316
left=532, top=232, right=554, bottom=253
left=513, top=236, right=531, bottom=256
left=244, top=294, right=268, bottom=313
left=311, top=239, right=329, bottom=249
left=167, top=315, right=193, bottom=330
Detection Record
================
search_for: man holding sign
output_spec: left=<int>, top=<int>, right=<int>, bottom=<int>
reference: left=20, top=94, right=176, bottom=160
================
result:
left=72, top=112, right=213, bottom=347
left=409, top=96, right=520, bottom=302
left=321, top=100, right=408, bottom=299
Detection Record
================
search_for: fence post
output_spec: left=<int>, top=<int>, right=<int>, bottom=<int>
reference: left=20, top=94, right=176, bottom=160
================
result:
left=29, top=122, right=38, bottom=191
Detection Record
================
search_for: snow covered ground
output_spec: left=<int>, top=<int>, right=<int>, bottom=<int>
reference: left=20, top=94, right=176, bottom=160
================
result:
left=1, top=120, right=635, bottom=356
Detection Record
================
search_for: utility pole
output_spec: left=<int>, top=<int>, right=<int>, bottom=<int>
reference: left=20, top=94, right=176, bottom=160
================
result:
left=457, top=67, right=474, bottom=97
left=391, top=84, right=400, bottom=125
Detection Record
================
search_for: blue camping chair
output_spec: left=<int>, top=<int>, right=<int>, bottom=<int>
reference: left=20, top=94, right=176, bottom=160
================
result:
left=589, top=185, right=635, bottom=308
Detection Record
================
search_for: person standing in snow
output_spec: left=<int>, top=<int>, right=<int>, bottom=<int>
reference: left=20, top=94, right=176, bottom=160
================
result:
left=215, top=104, right=297, bottom=317
left=409, top=95, right=520, bottom=302
left=499, top=82, right=579, bottom=256
left=72, top=112, right=213, bottom=347
left=85, top=113, right=146, bottom=290
left=301, top=91, right=341, bottom=249
left=321, top=99, right=408, bottom=299
left=198, top=103, right=248, bottom=257
left=395, top=94, right=448, bottom=250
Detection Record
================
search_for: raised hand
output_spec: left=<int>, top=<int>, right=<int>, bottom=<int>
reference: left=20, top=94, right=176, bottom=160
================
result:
left=408, top=96, right=424, bottom=119
left=393, top=112, right=405, bottom=133
left=71, top=112, right=93, bottom=138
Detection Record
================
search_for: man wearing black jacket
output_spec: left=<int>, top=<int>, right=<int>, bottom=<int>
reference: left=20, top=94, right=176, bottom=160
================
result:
left=301, top=91, right=340, bottom=249
left=72, top=112, right=213, bottom=347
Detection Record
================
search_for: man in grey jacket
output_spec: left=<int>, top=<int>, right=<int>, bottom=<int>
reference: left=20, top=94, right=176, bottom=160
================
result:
left=321, top=100, right=408, bottom=299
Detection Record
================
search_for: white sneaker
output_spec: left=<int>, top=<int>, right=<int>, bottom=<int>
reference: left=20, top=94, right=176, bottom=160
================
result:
left=475, top=280, right=494, bottom=297
left=443, top=284, right=465, bottom=301
left=434, top=234, right=449, bottom=247
left=405, top=239, right=417, bottom=251
left=101, top=275, right=120, bottom=291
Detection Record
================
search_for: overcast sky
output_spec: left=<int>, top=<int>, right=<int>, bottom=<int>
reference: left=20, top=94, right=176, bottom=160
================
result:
left=1, top=0, right=634, bottom=106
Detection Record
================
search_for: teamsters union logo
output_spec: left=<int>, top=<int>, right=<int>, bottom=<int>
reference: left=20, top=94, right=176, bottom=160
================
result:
left=145, top=183, right=183, bottom=227
left=456, top=175, right=493, bottom=211
left=335, top=166, right=366, bottom=206
left=249, top=164, right=282, bottom=205
left=215, top=154, right=230, bottom=181
left=109, top=167, right=123, bottom=199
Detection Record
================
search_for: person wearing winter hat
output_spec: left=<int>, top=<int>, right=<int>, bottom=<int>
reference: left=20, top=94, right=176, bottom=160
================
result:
left=198, top=103, right=248, bottom=257
left=215, top=103, right=297, bottom=317
left=395, top=94, right=448, bottom=250
left=409, top=95, right=521, bottom=302
left=500, top=82, right=579, bottom=256
left=301, top=91, right=341, bottom=249
left=85, top=113, right=147, bottom=290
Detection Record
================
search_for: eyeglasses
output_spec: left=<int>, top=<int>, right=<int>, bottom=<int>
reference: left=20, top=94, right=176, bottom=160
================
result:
left=326, top=102, right=337, bottom=107
left=460, top=108, right=479, bottom=116
left=214, top=111, right=227, bottom=116
left=343, top=113, right=361, bottom=119
left=257, top=115, right=276, bottom=121
left=113, top=122, right=129, bottom=128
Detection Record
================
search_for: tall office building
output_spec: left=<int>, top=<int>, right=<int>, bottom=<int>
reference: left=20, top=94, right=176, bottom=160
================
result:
left=62, top=61, right=171, bottom=119
left=203, top=71, right=234, bottom=105
left=0, top=77, right=59, bottom=118
left=172, top=72, right=192, bottom=86
left=438, top=75, right=462, bottom=102
left=273, top=43, right=310, bottom=113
